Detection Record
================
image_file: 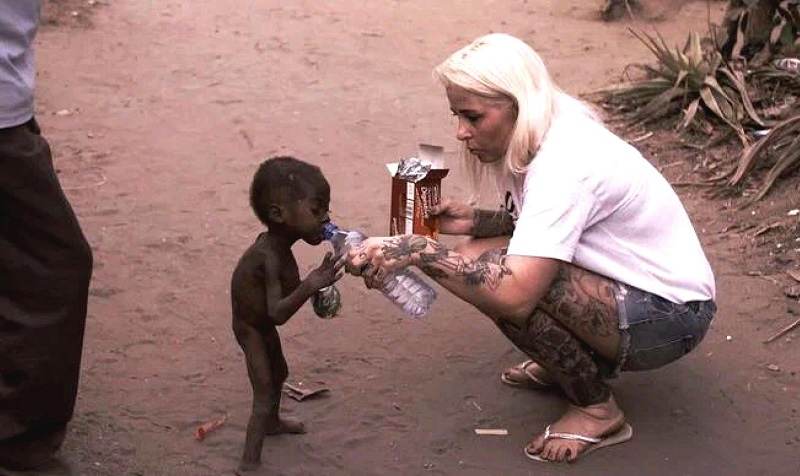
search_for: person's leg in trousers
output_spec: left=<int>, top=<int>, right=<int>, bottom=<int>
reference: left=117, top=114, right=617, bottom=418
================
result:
left=0, top=119, right=93, bottom=470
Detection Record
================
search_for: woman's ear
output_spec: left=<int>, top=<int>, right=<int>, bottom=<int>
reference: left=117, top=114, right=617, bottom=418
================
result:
left=267, top=204, right=285, bottom=224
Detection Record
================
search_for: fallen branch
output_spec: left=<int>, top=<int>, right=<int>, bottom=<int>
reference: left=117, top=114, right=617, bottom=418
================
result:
left=630, top=131, right=653, bottom=143
left=763, top=317, right=800, bottom=344
left=746, top=271, right=781, bottom=285
left=752, top=221, right=783, bottom=237
left=670, top=180, right=718, bottom=187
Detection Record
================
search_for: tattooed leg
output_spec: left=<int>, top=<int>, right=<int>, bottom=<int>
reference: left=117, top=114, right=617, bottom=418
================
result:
left=432, top=243, right=620, bottom=361
left=495, top=310, right=610, bottom=406
left=537, top=264, right=621, bottom=362
left=502, top=308, right=628, bottom=462
left=492, top=262, right=629, bottom=461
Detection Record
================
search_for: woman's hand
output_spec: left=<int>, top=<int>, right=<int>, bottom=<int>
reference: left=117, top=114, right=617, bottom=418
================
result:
left=346, top=235, right=428, bottom=289
left=428, top=198, right=474, bottom=235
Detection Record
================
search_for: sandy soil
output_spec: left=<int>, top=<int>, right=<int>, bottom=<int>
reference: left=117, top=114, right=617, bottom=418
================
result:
left=32, top=1, right=799, bottom=475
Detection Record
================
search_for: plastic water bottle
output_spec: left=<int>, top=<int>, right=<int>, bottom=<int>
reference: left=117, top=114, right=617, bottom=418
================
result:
left=322, top=222, right=437, bottom=318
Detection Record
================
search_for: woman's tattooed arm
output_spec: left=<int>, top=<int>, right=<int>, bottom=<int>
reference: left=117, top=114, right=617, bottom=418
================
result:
left=379, top=235, right=429, bottom=261
left=472, top=209, right=515, bottom=238
left=378, top=236, right=512, bottom=290
left=367, top=235, right=563, bottom=321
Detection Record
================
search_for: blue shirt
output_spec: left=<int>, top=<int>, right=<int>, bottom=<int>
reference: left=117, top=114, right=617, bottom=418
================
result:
left=0, top=0, right=40, bottom=128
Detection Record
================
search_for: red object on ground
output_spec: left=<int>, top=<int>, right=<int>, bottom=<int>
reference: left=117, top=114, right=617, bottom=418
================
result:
left=194, top=415, right=227, bottom=441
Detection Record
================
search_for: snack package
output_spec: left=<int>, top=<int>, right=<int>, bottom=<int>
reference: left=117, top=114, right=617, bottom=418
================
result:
left=387, top=144, right=449, bottom=239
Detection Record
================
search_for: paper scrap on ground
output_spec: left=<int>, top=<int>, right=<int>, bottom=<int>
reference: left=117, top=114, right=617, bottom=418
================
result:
left=474, top=428, right=508, bottom=436
left=282, top=382, right=330, bottom=402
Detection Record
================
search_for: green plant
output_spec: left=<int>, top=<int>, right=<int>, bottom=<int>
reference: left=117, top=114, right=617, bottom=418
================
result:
left=593, top=29, right=763, bottom=145
left=592, top=7, right=800, bottom=201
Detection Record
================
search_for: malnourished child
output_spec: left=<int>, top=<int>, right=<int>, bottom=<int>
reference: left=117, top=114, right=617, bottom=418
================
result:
left=230, top=156, right=344, bottom=473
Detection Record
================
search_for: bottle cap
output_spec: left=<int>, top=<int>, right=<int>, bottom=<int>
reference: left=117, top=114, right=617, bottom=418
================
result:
left=322, top=222, right=339, bottom=241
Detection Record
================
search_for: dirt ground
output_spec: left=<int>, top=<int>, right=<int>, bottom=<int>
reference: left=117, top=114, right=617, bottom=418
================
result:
left=32, top=1, right=799, bottom=475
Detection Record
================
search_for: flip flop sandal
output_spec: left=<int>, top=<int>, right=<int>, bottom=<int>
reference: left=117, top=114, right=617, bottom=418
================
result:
left=500, top=360, right=554, bottom=389
left=523, top=423, right=634, bottom=462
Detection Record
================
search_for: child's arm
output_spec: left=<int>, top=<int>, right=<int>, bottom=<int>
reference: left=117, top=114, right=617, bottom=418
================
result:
left=265, top=251, right=344, bottom=325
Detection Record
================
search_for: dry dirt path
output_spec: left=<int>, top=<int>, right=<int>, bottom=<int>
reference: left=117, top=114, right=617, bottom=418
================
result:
left=33, top=1, right=798, bottom=475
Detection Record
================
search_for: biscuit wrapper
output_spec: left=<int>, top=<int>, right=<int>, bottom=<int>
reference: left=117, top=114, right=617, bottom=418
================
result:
left=387, top=144, right=449, bottom=239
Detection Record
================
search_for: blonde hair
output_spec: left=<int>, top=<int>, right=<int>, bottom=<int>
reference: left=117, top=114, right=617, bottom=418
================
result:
left=433, top=33, right=598, bottom=196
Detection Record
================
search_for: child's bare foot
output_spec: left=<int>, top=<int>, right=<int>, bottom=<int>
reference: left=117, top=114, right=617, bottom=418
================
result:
left=264, top=416, right=305, bottom=435
left=525, top=394, right=626, bottom=463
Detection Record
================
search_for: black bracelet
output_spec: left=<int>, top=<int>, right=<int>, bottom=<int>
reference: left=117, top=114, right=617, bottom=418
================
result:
left=472, top=209, right=515, bottom=238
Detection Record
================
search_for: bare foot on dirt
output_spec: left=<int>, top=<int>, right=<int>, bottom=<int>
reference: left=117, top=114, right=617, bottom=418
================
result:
left=264, top=416, right=306, bottom=435
left=525, top=394, right=626, bottom=463
left=236, top=417, right=306, bottom=473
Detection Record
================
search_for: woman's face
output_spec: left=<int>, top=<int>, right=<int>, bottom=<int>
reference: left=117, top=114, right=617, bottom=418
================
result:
left=446, top=86, right=516, bottom=163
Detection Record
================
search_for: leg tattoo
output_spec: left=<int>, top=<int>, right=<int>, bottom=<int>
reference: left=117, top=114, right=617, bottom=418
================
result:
left=535, top=265, right=622, bottom=364
left=496, top=309, right=611, bottom=406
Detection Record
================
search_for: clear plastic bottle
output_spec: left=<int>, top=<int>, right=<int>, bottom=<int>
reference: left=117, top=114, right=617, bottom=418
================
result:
left=323, top=222, right=437, bottom=318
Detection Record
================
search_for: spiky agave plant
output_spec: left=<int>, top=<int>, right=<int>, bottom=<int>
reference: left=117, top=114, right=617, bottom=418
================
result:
left=593, top=29, right=765, bottom=145
left=723, top=0, right=800, bottom=200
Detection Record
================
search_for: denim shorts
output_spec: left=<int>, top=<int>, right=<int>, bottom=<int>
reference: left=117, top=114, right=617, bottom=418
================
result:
left=603, top=283, right=716, bottom=377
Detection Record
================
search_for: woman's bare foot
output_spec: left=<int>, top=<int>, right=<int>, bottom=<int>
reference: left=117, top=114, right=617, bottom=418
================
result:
left=264, top=416, right=306, bottom=435
left=525, top=394, right=626, bottom=463
left=501, top=360, right=554, bottom=389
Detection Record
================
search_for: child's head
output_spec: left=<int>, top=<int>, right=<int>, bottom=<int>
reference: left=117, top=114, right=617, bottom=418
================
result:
left=250, top=156, right=331, bottom=243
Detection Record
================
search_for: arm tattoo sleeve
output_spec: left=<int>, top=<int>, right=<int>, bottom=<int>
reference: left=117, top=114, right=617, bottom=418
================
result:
left=417, top=241, right=512, bottom=290
left=380, top=235, right=429, bottom=260
left=472, top=209, right=515, bottom=238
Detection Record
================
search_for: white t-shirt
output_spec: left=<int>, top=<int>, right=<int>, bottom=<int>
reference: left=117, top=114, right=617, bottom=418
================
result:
left=504, top=102, right=715, bottom=303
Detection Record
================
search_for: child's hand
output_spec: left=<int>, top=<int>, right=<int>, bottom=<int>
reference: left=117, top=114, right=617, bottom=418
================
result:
left=428, top=198, right=474, bottom=235
left=306, top=252, right=345, bottom=291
